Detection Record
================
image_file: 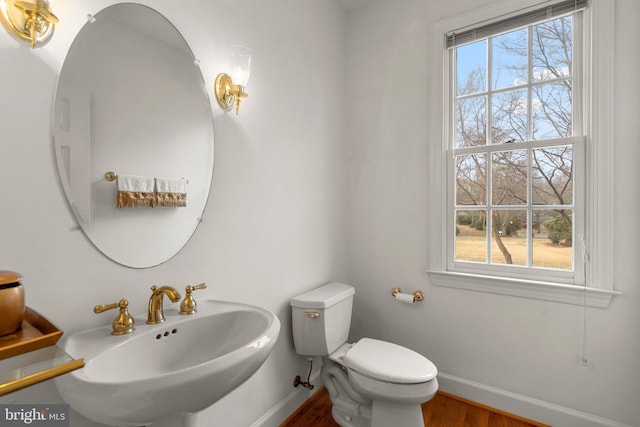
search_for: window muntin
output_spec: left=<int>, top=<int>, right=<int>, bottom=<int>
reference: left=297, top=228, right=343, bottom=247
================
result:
left=450, top=14, right=581, bottom=281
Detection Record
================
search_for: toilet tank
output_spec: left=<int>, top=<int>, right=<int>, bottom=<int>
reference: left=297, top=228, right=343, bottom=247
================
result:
left=290, top=282, right=355, bottom=356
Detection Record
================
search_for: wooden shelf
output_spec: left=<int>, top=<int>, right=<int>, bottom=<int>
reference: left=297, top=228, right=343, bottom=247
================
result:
left=0, top=307, right=63, bottom=360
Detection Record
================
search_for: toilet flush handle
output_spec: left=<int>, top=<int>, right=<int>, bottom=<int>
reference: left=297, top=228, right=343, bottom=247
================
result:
left=304, top=311, right=319, bottom=318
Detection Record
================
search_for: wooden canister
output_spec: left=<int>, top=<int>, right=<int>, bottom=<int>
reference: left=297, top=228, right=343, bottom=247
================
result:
left=0, top=270, right=25, bottom=336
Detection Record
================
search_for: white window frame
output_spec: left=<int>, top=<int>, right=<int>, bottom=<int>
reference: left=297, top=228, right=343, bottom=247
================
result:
left=426, top=0, right=620, bottom=308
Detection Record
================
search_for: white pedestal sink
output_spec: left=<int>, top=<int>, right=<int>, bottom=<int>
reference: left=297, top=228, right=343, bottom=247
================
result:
left=55, top=300, right=280, bottom=426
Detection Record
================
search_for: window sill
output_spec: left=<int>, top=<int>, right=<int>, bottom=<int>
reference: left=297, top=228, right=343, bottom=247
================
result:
left=427, top=270, right=620, bottom=308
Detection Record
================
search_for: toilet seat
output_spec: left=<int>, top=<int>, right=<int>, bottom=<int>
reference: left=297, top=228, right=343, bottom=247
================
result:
left=347, top=368, right=439, bottom=404
left=343, top=338, right=437, bottom=384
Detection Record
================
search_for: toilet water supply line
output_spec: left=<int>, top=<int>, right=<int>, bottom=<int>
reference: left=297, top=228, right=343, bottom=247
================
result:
left=293, top=357, right=315, bottom=390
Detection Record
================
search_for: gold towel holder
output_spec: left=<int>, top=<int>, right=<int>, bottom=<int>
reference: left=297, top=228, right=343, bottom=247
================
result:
left=104, top=172, right=190, bottom=184
left=391, top=287, right=424, bottom=302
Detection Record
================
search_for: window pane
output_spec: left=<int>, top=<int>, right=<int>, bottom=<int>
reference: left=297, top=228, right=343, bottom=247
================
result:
left=491, top=88, right=528, bottom=143
left=492, top=28, right=528, bottom=90
left=456, top=95, right=487, bottom=148
left=492, top=150, right=527, bottom=205
left=456, top=154, right=486, bottom=205
left=456, top=40, right=487, bottom=96
left=532, top=80, right=572, bottom=140
left=491, top=210, right=527, bottom=266
left=532, top=146, right=573, bottom=205
left=532, top=16, right=572, bottom=82
left=456, top=210, right=486, bottom=262
left=532, top=209, right=573, bottom=270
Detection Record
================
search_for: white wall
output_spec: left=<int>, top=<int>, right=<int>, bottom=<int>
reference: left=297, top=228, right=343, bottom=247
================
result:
left=346, top=0, right=640, bottom=426
left=0, top=0, right=348, bottom=426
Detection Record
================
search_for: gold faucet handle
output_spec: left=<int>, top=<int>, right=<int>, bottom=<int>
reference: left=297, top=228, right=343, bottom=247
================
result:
left=180, top=283, right=206, bottom=315
left=94, top=299, right=135, bottom=336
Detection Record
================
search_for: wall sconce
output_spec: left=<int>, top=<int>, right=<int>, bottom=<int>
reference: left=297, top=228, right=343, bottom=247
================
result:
left=214, top=45, right=252, bottom=114
left=0, top=0, right=58, bottom=48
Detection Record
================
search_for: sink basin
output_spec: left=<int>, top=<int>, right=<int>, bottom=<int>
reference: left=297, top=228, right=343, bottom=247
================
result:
left=55, top=300, right=280, bottom=426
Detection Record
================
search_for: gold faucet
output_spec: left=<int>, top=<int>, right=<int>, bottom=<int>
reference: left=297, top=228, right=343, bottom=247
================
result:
left=146, top=285, right=181, bottom=324
left=94, top=299, right=135, bottom=335
left=180, top=283, right=207, bottom=315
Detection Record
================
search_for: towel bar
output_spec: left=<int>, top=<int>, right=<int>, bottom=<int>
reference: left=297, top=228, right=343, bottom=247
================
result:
left=104, top=172, right=189, bottom=184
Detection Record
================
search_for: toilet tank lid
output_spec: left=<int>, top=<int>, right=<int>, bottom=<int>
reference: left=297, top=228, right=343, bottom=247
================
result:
left=290, top=282, right=355, bottom=309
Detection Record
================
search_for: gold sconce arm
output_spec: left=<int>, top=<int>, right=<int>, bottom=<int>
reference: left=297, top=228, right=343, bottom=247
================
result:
left=1, top=0, right=58, bottom=48
left=214, top=73, right=248, bottom=115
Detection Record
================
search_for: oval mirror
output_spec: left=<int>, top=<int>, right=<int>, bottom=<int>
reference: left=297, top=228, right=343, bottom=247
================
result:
left=53, top=4, right=214, bottom=268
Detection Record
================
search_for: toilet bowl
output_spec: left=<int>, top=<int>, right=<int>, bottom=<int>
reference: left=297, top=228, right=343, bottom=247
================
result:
left=291, top=282, right=438, bottom=427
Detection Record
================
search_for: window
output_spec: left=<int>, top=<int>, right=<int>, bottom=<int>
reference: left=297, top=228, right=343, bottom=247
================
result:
left=452, top=11, right=583, bottom=283
left=427, top=0, right=619, bottom=307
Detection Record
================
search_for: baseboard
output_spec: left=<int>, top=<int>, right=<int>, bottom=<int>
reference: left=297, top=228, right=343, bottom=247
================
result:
left=253, top=370, right=633, bottom=427
left=250, top=372, right=322, bottom=427
left=437, top=371, right=633, bottom=427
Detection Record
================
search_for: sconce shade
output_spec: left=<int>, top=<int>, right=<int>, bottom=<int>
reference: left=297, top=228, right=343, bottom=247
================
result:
left=229, top=45, right=252, bottom=87
left=0, top=0, right=58, bottom=48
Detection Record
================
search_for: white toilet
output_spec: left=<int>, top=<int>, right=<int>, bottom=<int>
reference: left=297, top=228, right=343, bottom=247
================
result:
left=291, top=282, right=438, bottom=427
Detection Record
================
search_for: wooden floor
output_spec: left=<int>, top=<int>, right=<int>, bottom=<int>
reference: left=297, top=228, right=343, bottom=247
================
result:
left=281, top=387, right=550, bottom=427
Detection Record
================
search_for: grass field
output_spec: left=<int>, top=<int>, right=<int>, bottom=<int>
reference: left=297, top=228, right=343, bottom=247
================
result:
left=455, top=225, right=572, bottom=270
